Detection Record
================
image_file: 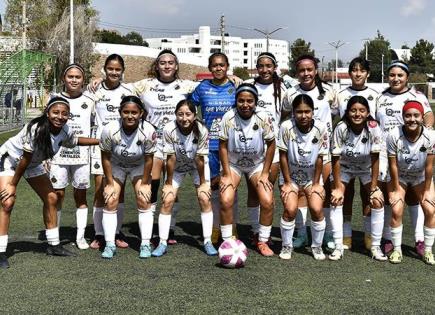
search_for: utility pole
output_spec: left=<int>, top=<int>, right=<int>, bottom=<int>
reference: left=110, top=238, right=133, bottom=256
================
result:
left=362, top=38, right=370, bottom=60
left=70, top=0, right=74, bottom=63
left=253, top=27, right=285, bottom=52
left=220, top=14, right=225, bottom=53
left=328, top=40, right=346, bottom=84
left=381, top=53, right=384, bottom=83
left=21, top=0, right=27, bottom=122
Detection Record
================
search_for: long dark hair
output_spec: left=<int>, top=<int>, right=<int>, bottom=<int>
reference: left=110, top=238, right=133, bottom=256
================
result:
left=342, top=95, right=377, bottom=132
left=27, top=96, right=70, bottom=160
left=255, top=52, right=283, bottom=113
left=175, top=99, right=205, bottom=138
left=295, top=54, right=329, bottom=97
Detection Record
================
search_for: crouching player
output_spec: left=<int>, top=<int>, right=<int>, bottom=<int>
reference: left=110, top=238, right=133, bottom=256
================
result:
left=278, top=94, right=328, bottom=261
left=219, top=83, right=276, bottom=256
left=99, top=95, right=156, bottom=259
left=152, top=100, right=217, bottom=257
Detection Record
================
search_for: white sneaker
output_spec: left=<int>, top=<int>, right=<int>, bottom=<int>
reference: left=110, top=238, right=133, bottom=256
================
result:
left=371, top=246, right=387, bottom=261
left=328, top=248, right=343, bottom=261
left=279, top=246, right=293, bottom=260
left=76, top=238, right=89, bottom=250
left=312, top=246, right=326, bottom=261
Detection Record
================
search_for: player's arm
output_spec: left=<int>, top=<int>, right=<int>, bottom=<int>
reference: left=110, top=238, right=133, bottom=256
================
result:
left=423, top=154, right=433, bottom=193
left=77, top=137, right=99, bottom=146
left=165, top=154, right=176, bottom=186
left=195, top=155, right=206, bottom=185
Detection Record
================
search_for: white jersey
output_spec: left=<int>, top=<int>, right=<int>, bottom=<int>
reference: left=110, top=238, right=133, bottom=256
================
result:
left=277, top=119, right=329, bottom=186
left=282, top=84, right=337, bottom=135
left=133, top=78, right=197, bottom=144
left=92, top=82, right=135, bottom=138
left=0, top=123, right=77, bottom=168
left=51, top=92, right=95, bottom=165
left=376, top=88, right=432, bottom=135
left=331, top=120, right=383, bottom=174
left=387, top=126, right=434, bottom=183
left=219, top=109, right=275, bottom=170
left=336, top=86, right=378, bottom=118
left=100, top=120, right=157, bottom=168
left=163, top=120, right=209, bottom=173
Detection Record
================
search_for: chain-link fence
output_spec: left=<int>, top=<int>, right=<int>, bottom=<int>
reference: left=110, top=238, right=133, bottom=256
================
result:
left=0, top=84, right=25, bottom=131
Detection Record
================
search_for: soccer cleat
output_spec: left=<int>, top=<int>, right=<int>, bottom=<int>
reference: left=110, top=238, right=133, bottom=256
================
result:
left=311, top=246, right=326, bottom=261
left=415, top=241, right=425, bottom=257
left=115, top=233, right=129, bottom=248
left=423, top=252, right=435, bottom=265
left=47, top=244, right=76, bottom=257
left=0, top=253, right=9, bottom=269
left=364, top=234, right=372, bottom=251
left=343, top=237, right=352, bottom=250
left=211, top=227, right=221, bottom=244
left=383, top=240, right=394, bottom=255
left=90, top=235, right=105, bottom=250
left=139, top=244, right=152, bottom=259
left=293, top=233, right=308, bottom=249
left=323, top=232, right=335, bottom=251
left=151, top=243, right=168, bottom=257
left=203, top=242, right=218, bottom=256
left=101, top=244, right=116, bottom=259
left=76, top=238, right=89, bottom=250
left=328, top=248, right=344, bottom=261
left=257, top=241, right=274, bottom=257
left=371, top=246, right=388, bottom=261
left=167, top=229, right=177, bottom=245
left=279, top=246, right=293, bottom=260
left=389, top=250, right=403, bottom=264
left=250, top=232, right=259, bottom=246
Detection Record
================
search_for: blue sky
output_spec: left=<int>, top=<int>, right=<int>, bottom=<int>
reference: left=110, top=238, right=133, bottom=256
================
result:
left=2, top=0, right=435, bottom=63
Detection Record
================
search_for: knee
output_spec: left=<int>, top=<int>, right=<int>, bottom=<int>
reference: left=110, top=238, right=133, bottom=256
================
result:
left=2, top=198, right=15, bottom=213
left=46, top=192, right=58, bottom=207
left=310, top=208, right=324, bottom=221
left=197, top=193, right=210, bottom=208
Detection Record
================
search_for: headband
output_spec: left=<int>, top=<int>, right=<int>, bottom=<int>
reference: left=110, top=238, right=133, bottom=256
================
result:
left=63, top=63, right=85, bottom=77
left=157, top=50, right=178, bottom=62
left=236, top=84, right=258, bottom=99
left=387, top=61, right=409, bottom=75
left=46, top=96, right=70, bottom=112
left=120, top=95, right=145, bottom=111
left=257, top=52, right=277, bottom=65
left=403, top=101, right=424, bottom=115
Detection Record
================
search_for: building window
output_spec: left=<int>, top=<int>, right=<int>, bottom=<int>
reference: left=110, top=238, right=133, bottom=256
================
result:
left=195, top=39, right=199, bottom=44
left=243, top=51, right=248, bottom=56
left=243, top=59, right=248, bottom=64
left=210, top=48, right=221, bottom=54
left=244, top=43, right=248, bottom=48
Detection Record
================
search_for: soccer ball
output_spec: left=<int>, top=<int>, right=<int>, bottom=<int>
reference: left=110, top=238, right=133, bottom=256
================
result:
left=218, top=238, right=248, bottom=268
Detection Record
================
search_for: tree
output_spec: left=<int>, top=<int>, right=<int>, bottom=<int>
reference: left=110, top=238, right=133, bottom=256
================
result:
left=233, top=67, right=250, bottom=81
left=327, top=58, right=344, bottom=71
left=95, top=29, right=126, bottom=45
left=359, top=30, right=391, bottom=82
left=289, top=38, right=315, bottom=76
left=123, top=31, right=148, bottom=47
left=409, top=39, right=435, bottom=75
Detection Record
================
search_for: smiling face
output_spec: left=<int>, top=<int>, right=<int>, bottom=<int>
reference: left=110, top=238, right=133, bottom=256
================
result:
left=156, top=54, right=178, bottom=82
left=256, top=57, right=276, bottom=84
left=64, top=68, right=84, bottom=94
left=209, top=55, right=229, bottom=82
left=293, top=102, right=313, bottom=129
left=47, top=104, right=70, bottom=131
left=388, top=66, right=408, bottom=93
left=296, top=59, right=317, bottom=89
left=120, top=102, right=143, bottom=131
left=104, top=59, right=124, bottom=86
left=350, top=64, right=369, bottom=89
left=175, top=104, right=196, bottom=131
left=347, top=102, right=369, bottom=127
left=403, top=108, right=423, bottom=132
left=236, top=91, right=256, bottom=119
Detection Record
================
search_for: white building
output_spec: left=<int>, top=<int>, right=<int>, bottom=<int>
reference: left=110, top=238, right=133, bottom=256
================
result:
left=145, top=26, right=289, bottom=72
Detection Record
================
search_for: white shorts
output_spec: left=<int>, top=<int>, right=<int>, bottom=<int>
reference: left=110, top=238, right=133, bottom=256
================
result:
left=272, top=146, right=279, bottom=164
left=0, top=154, right=45, bottom=179
left=171, top=167, right=211, bottom=189
left=323, top=152, right=331, bottom=165
left=90, top=145, right=104, bottom=175
left=112, top=163, right=144, bottom=183
left=229, top=162, right=263, bottom=179
left=49, top=164, right=90, bottom=189
left=332, top=170, right=372, bottom=186
left=154, top=140, right=165, bottom=161
left=378, top=150, right=390, bottom=182
left=278, top=171, right=324, bottom=188
left=398, top=175, right=426, bottom=187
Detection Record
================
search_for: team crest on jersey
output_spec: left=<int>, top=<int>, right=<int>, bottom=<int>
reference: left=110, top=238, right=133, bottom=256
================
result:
left=253, top=124, right=259, bottom=131
left=312, top=137, right=318, bottom=144
left=361, top=137, right=368, bottom=144
left=192, top=138, right=198, bottom=144
left=420, top=146, right=427, bottom=152
left=136, top=140, right=142, bottom=146
left=228, top=88, right=234, bottom=95
left=94, top=162, right=100, bottom=169
left=318, top=95, right=324, bottom=100
left=174, top=84, right=180, bottom=90
left=81, top=103, right=88, bottom=109
left=368, top=95, right=374, bottom=101
left=51, top=176, right=57, bottom=183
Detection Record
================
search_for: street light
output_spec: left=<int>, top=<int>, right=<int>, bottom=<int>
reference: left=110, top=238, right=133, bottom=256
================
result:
left=70, top=0, right=74, bottom=63
left=328, top=40, right=346, bottom=84
left=253, top=27, right=286, bottom=52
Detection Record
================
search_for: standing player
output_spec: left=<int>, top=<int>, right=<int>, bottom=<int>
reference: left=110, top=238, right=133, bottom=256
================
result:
left=99, top=95, right=156, bottom=259
left=376, top=60, right=434, bottom=256
left=49, top=64, right=94, bottom=250
left=278, top=94, right=329, bottom=260
left=387, top=101, right=435, bottom=265
left=282, top=55, right=337, bottom=250
left=152, top=100, right=217, bottom=257
left=335, top=57, right=380, bottom=250
left=219, top=83, right=276, bottom=256
left=330, top=96, right=386, bottom=261
left=0, top=97, right=98, bottom=268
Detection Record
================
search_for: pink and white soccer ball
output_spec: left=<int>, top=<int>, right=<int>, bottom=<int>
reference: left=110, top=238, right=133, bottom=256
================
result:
left=218, top=238, right=248, bottom=268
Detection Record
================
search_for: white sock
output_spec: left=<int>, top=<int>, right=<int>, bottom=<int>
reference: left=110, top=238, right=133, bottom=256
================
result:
left=102, top=210, right=117, bottom=243
left=296, top=207, right=307, bottom=237
left=363, top=216, right=371, bottom=234
left=408, top=205, right=424, bottom=242
left=150, top=203, right=157, bottom=214
left=247, top=206, right=260, bottom=234
left=383, top=205, right=392, bottom=240
left=343, top=215, right=352, bottom=237
left=221, top=224, right=233, bottom=240
left=330, top=205, right=343, bottom=248
left=76, top=207, right=88, bottom=240
left=391, top=225, right=403, bottom=252
left=280, top=218, right=295, bottom=247
left=233, top=192, right=239, bottom=224
left=93, top=206, right=104, bottom=236
left=57, top=209, right=62, bottom=228
left=258, top=224, right=272, bottom=242
left=201, top=211, right=213, bottom=243
left=0, top=235, right=8, bottom=253
left=170, top=202, right=180, bottom=229
left=138, top=209, right=154, bottom=246
left=211, top=190, right=220, bottom=228
left=115, top=203, right=125, bottom=234
left=311, top=218, right=326, bottom=248
left=423, top=226, right=435, bottom=252
left=46, top=227, right=60, bottom=246
left=158, top=213, right=171, bottom=245
left=323, top=207, right=332, bottom=233
left=371, top=208, right=384, bottom=246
